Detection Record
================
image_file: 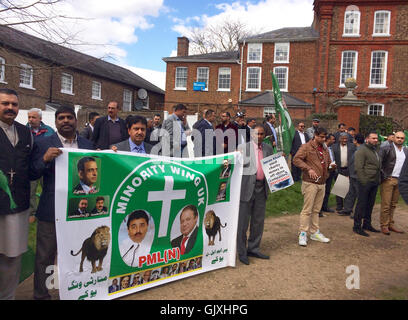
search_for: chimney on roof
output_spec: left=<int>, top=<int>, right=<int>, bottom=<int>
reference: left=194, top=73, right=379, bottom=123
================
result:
left=177, top=37, right=189, bottom=57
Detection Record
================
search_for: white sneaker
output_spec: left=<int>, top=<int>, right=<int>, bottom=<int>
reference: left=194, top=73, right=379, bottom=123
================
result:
left=310, top=230, right=330, bottom=243
left=299, top=231, right=307, bottom=246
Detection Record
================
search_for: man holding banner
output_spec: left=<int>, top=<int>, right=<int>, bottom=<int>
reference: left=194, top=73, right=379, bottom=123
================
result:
left=237, top=125, right=273, bottom=265
left=30, top=105, right=94, bottom=300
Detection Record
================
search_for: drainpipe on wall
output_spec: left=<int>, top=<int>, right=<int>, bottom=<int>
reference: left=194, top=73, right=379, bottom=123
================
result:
left=239, top=40, right=245, bottom=104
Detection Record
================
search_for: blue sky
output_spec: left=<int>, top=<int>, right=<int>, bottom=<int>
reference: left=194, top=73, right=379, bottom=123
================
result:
left=5, top=0, right=315, bottom=89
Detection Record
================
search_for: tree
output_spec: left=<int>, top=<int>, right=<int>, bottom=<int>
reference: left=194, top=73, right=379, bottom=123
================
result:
left=187, top=19, right=260, bottom=55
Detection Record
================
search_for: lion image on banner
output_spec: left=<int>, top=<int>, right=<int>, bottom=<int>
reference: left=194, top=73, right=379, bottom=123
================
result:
left=70, top=226, right=111, bottom=273
left=204, top=210, right=227, bottom=246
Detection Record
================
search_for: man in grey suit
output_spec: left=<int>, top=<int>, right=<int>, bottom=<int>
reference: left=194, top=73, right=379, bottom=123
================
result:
left=111, top=115, right=153, bottom=154
left=162, top=104, right=190, bottom=157
left=237, top=124, right=273, bottom=265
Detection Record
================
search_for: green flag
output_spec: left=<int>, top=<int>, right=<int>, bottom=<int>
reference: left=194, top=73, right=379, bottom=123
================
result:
left=0, top=169, right=17, bottom=209
left=271, top=72, right=295, bottom=155
left=404, top=130, right=408, bottom=146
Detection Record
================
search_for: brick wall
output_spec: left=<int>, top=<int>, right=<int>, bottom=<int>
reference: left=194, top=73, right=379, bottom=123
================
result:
left=0, top=47, right=164, bottom=112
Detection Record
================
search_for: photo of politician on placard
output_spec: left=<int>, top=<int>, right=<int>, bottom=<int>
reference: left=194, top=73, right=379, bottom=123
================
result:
left=72, top=156, right=100, bottom=195
left=171, top=204, right=199, bottom=255
left=118, top=210, right=155, bottom=268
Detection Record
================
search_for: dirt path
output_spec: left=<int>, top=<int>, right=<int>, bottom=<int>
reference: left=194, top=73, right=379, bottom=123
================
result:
left=15, top=203, right=408, bottom=300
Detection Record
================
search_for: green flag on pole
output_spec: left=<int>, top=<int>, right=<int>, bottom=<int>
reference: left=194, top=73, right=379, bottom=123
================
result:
left=271, top=72, right=295, bottom=155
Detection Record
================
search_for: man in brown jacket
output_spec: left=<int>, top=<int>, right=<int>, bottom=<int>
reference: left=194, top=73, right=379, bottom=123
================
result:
left=293, top=127, right=334, bottom=246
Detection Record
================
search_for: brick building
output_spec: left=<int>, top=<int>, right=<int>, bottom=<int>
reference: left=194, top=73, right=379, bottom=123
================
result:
left=163, top=0, right=408, bottom=127
left=0, top=25, right=165, bottom=118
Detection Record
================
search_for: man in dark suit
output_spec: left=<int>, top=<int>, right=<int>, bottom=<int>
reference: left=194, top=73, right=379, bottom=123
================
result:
left=69, top=198, right=89, bottom=218
left=145, top=113, right=162, bottom=146
left=72, top=156, right=99, bottom=195
left=171, top=205, right=199, bottom=255
left=215, top=111, right=238, bottom=154
left=79, top=112, right=99, bottom=141
left=332, top=132, right=356, bottom=213
left=91, top=196, right=108, bottom=216
left=91, top=101, right=128, bottom=150
left=290, top=122, right=310, bottom=181
left=111, top=115, right=153, bottom=154
left=320, top=133, right=337, bottom=215
left=263, top=114, right=277, bottom=148
left=237, top=125, right=274, bottom=265
left=192, top=109, right=215, bottom=157
left=30, top=105, right=94, bottom=300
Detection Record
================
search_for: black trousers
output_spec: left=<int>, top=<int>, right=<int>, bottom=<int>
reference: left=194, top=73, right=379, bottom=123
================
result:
left=291, top=162, right=302, bottom=182
left=321, top=171, right=337, bottom=210
left=353, top=181, right=379, bottom=229
left=335, top=168, right=350, bottom=211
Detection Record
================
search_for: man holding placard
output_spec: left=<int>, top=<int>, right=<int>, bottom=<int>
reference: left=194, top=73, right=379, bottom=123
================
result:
left=293, top=127, right=334, bottom=247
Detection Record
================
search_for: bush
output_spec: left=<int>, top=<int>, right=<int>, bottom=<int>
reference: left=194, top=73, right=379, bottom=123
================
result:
left=359, top=114, right=395, bottom=136
left=309, top=113, right=337, bottom=120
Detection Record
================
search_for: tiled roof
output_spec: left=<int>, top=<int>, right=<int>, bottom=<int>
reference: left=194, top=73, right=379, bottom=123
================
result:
left=0, top=25, right=164, bottom=94
left=242, top=27, right=319, bottom=42
left=163, top=50, right=239, bottom=63
left=240, top=91, right=312, bottom=107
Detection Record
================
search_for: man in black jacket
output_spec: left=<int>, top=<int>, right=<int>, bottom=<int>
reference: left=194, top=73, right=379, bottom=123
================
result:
left=91, top=101, right=128, bottom=149
left=290, top=122, right=310, bottom=181
left=30, top=105, right=94, bottom=299
left=0, top=88, right=33, bottom=300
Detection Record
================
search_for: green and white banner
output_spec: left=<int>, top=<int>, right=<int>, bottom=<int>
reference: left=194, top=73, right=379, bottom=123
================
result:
left=55, top=149, right=243, bottom=300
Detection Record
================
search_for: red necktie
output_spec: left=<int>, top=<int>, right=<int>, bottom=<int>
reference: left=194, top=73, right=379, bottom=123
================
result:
left=180, top=236, right=188, bottom=255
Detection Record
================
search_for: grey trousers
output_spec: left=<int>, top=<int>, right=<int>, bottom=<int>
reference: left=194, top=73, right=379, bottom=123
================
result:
left=34, top=220, right=57, bottom=300
left=0, top=254, right=22, bottom=300
left=237, top=181, right=266, bottom=258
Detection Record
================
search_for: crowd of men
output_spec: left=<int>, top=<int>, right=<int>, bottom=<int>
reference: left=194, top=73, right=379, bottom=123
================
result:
left=2, top=87, right=408, bottom=300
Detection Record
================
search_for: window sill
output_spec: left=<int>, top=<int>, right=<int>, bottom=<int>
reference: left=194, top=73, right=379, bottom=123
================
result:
left=174, top=88, right=187, bottom=91
left=217, top=89, right=231, bottom=92
left=19, top=84, right=36, bottom=90
left=0, top=80, right=8, bottom=84
left=247, top=61, right=262, bottom=64
left=273, top=60, right=289, bottom=64
left=61, top=90, right=74, bottom=95
left=92, top=97, right=103, bottom=101
left=342, top=34, right=361, bottom=38
left=245, top=89, right=261, bottom=92
left=372, top=33, right=391, bottom=37
left=368, top=85, right=387, bottom=89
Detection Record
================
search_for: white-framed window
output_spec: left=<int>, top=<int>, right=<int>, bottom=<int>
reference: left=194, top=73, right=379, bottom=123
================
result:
left=218, top=67, right=231, bottom=91
left=19, top=64, right=34, bottom=89
left=273, top=67, right=288, bottom=91
left=175, top=67, right=188, bottom=90
left=340, top=51, right=358, bottom=86
left=92, top=81, right=102, bottom=100
left=123, top=89, right=132, bottom=111
left=274, top=43, right=290, bottom=63
left=0, top=57, right=5, bottom=83
left=373, top=11, right=391, bottom=36
left=246, top=67, right=261, bottom=91
left=247, top=43, right=262, bottom=63
left=196, top=67, right=209, bottom=90
left=343, top=10, right=360, bottom=36
left=368, top=104, right=384, bottom=116
left=369, top=51, right=388, bottom=88
left=263, top=107, right=275, bottom=117
left=61, top=73, right=73, bottom=94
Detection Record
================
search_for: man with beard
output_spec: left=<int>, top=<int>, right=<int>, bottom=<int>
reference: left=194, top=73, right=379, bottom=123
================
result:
left=0, top=89, right=33, bottom=300
left=353, top=132, right=381, bottom=237
left=30, top=105, right=94, bottom=299
left=91, top=101, right=128, bottom=150
left=215, top=111, right=238, bottom=154
left=69, top=198, right=89, bottom=218
left=379, top=131, right=408, bottom=234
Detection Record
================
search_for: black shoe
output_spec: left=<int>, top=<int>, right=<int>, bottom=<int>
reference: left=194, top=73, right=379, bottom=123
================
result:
left=247, top=251, right=270, bottom=260
left=363, top=225, right=380, bottom=233
left=337, top=210, right=350, bottom=216
left=322, top=208, right=334, bottom=213
left=319, top=212, right=324, bottom=217
left=239, top=256, right=249, bottom=265
left=353, top=228, right=370, bottom=237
